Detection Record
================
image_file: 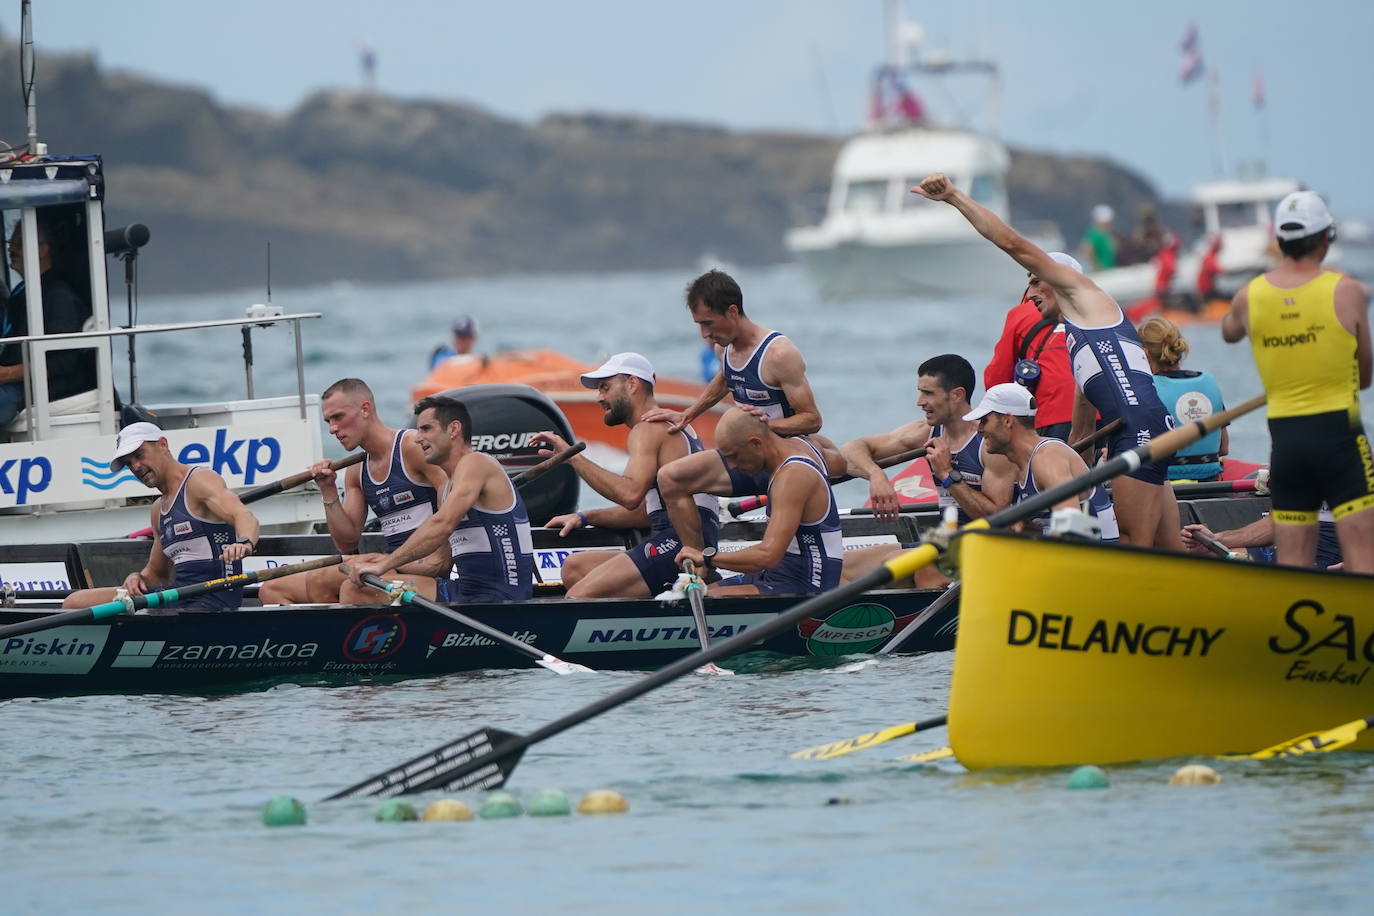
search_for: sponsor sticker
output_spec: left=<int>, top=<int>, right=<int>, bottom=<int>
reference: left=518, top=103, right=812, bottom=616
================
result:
left=343, top=614, right=407, bottom=662
left=798, top=604, right=917, bottom=656
left=1, top=625, right=109, bottom=675
left=0, top=561, right=73, bottom=591
left=563, top=614, right=775, bottom=653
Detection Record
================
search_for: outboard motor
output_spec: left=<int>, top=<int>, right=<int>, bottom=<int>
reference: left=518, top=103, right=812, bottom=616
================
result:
left=429, top=383, right=579, bottom=525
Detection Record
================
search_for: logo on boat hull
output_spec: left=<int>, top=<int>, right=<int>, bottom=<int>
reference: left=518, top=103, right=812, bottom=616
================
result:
left=563, top=614, right=775, bottom=653
left=0, top=626, right=108, bottom=675
left=799, top=604, right=916, bottom=656
left=343, top=614, right=406, bottom=662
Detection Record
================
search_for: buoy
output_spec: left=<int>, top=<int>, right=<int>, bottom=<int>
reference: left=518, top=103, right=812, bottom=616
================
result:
left=526, top=789, right=572, bottom=817
left=1066, top=765, right=1109, bottom=790
left=375, top=799, right=419, bottom=822
left=422, top=799, right=475, bottom=821
left=1169, top=764, right=1222, bottom=786
left=261, top=795, right=307, bottom=827
left=576, top=789, right=629, bottom=814
left=479, top=790, right=524, bottom=819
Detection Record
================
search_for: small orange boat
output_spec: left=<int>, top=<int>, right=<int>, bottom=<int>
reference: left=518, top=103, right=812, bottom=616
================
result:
left=412, top=349, right=724, bottom=451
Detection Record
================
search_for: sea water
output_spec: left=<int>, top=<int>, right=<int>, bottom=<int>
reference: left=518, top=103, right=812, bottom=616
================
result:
left=7, top=265, right=1373, bottom=912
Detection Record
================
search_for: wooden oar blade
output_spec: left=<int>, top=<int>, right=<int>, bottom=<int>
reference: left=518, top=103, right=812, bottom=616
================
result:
left=325, top=727, right=525, bottom=800
left=1232, top=715, right=1374, bottom=760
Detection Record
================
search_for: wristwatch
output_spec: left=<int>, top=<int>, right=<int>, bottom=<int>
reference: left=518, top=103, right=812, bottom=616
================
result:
left=940, top=470, right=964, bottom=489
left=235, top=536, right=257, bottom=554
left=701, top=546, right=718, bottom=567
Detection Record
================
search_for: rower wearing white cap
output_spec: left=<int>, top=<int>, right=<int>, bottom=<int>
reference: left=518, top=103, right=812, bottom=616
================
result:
left=968, top=383, right=1118, bottom=542
left=533, top=352, right=720, bottom=597
left=912, top=173, right=1180, bottom=550
left=61, top=422, right=261, bottom=612
left=1222, top=190, right=1374, bottom=573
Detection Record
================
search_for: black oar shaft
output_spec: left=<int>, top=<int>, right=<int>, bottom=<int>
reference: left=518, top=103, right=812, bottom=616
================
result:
left=359, top=573, right=547, bottom=665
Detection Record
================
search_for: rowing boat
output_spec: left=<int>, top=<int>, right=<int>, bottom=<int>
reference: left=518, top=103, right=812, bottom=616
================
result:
left=947, top=530, right=1374, bottom=767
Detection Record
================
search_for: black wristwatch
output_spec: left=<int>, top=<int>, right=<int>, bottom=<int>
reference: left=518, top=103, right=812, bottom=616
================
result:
left=235, top=536, right=257, bottom=554
left=701, top=546, right=718, bottom=567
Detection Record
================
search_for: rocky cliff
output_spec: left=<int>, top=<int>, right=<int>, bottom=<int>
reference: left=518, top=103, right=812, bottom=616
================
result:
left=0, top=43, right=1183, bottom=294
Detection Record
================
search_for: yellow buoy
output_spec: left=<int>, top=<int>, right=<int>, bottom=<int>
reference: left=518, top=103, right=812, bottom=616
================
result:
left=422, top=799, right=475, bottom=821
left=576, top=789, right=629, bottom=815
left=1169, top=764, right=1222, bottom=785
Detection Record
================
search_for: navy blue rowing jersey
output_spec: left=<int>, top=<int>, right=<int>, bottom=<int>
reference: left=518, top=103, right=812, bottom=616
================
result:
left=159, top=467, right=242, bottom=610
left=724, top=331, right=792, bottom=420
left=360, top=430, right=439, bottom=551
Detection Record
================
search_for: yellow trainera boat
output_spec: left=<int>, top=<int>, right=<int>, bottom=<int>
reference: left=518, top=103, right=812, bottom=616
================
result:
left=948, top=531, right=1374, bottom=768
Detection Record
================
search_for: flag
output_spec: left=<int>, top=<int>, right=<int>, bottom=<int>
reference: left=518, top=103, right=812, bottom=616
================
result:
left=1252, top=69, right=1265, bottom=109
left=1179, top=24, right=1204, bottom=85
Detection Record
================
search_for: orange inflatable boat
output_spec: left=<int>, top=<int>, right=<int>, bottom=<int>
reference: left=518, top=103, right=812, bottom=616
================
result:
left=412, top=349, right=724, bottom=451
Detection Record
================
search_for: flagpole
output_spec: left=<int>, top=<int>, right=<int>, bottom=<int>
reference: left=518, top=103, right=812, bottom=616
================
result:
left=1207, top=69, right=1231, bottom=179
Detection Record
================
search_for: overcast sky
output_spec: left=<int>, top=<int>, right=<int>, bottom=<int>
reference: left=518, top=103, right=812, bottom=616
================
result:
left=13, top=1, right=1374, bottom=216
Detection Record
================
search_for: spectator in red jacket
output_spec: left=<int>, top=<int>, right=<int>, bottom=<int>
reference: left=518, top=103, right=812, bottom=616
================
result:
left=982, top=252, right=1080, bottom=440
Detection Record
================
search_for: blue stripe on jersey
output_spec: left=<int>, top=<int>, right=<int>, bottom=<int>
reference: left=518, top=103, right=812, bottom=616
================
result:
left=1063, top=312, right=1172, bottom=452
left=723, top=331, right=793, bottom=420
left=159, top=467, right=243, bottom=610
left=361, top=430, right=439, bottom=551
left=1012, top=439, right=1119, bottom=542
left=447, top=475, right=534, bottom=601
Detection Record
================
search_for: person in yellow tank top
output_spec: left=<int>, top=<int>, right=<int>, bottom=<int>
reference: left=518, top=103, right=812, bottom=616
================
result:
left=1222, top=190, right=1374, bottom=573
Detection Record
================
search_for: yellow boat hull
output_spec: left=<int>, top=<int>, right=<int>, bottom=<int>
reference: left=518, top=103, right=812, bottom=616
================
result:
left=949, top=532, right=1374, bottom=768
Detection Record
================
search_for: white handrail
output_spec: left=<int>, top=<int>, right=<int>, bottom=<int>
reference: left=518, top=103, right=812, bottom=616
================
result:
left=2, top=311, right=323, bottom=345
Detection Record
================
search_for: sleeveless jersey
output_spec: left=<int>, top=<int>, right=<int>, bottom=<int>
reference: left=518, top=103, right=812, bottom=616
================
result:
left=159, top=467, right=243, bottom=610
left=757, top=454, right=843, bottom=593
left=360, top=430, right=439, bottom=551
left=1063, top=311, right=1172, bottom=451
left=1012, top=439, right=1119, bottom=543
left=643, top=426, right=721, bottom=542
left=446, top=473, right=534, bottom=601
left=1153, top=370, right=1226, bottom=480
left=930, top=424, right=985, bottom=524
left=1247, top=271, right=1360, bottom=419
left=724, top=331, right=793, bottom=419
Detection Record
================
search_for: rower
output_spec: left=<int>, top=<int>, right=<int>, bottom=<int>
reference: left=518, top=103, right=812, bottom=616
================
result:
left=62, top=422, right=260, bottom=611
left=677, top=409, right=842, bottom=596
left=534, top=352, right=720, bottom=597
left=913, top=173, right=1181, bottom=549
left=837, top=354, right=1016, bottom=588
left=648, top=269, right=842, bottom=553
left=1221, top=190, right=1374, bottom=572
left=258, top=378, right=450, bottom=605
left=349, top=395, right=534, bottom=602
left=968, top=383, right=1119, bottom=542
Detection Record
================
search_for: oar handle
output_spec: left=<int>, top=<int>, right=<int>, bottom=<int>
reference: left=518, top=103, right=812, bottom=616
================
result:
left=513, top=442, right=585, bottom=487
left=359, top=573, right=546, bottom=664
left=1074, top=419, right=1122, bottom=455
left=1191, top=528, right=1237, bottom=559
left=240, top=452, right=366, bottom=506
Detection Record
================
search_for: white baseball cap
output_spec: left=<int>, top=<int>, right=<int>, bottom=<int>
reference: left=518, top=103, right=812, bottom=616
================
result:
left=1274, top=191, right=1334, bottom=241
left=1092, top=204, right=1114, bottom=224
left=580, top=352, right=656, bottom=389
left=111, top=421, right=165, bottom=469
left=1047, top=251, right=1084, bottom=274
left=963, top=382, right=1037, bottom=421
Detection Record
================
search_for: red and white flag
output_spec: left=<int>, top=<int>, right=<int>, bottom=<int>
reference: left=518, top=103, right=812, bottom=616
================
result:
left=1180, top=24, right=1204, bottom=85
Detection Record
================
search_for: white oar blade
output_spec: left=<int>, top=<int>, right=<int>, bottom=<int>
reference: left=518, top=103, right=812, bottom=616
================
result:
left=536, top=654, right=595, bottom=675
left=694, top=662, right=734, bottom=676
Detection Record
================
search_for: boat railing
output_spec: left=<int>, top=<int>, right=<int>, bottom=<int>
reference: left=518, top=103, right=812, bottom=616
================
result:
left=3, top=312, right=323, bottom=442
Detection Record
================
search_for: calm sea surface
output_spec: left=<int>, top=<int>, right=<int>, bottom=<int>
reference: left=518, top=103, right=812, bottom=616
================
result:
left=8, top=265, right=1374, bottom=912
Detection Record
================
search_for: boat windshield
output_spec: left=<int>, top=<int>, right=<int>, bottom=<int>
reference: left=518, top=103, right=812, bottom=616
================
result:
left=970, top=174, right=1003, bottom=206
left=1216, top=201, right=1262, bottom=229
left=844, top=180, right=890, bottom=214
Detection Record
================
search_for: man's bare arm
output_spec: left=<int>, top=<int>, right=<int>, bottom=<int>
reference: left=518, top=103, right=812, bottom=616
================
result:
left=761, top=339, right=822, bottom=436
left=1335, top=277, right=1372, bottom=388
left=1221, top=286, right=1250, bottom=344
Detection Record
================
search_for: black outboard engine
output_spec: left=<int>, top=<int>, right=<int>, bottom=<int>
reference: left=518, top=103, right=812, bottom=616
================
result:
left=429, top=384, right=579, bottom=525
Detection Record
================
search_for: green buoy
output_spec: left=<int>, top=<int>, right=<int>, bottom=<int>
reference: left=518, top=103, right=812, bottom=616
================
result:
left=374, top=799, right=419, bottom=822
left=526, top=789, right=572, bottom=817
left=261, top=795, right=307, bottom=827
left=1066, top=765, right=1109, bottom=790
left=479, top=790, right=524, bottom=819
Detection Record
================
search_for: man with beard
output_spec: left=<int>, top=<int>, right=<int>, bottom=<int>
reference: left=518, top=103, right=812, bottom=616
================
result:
left=913, top=173, right=1181, bottom=549
left=837, top=354, right=1016, bottom=587
left=968, top=383, right=1118, bottom=541
left=349, top=396, right=534, bottom=603
left=677, top=409, right=842, bottom=596
left=62, top=422, right=260, bottom=611
left=536, top=353, right=720, bottom=597
left=258, top=378, right=451, bottom=605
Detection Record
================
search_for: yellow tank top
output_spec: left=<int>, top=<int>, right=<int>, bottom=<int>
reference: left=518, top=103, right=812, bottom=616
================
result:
left=1247, top=271, right=1359, bottom=419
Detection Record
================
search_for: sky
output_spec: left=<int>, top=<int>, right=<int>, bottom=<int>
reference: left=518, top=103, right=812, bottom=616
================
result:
left=8, top=0, right=1374, bottom=216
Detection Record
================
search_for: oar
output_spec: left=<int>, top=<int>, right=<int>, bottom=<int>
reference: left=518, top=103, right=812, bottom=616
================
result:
left=682, top=557, right=731, bottom=676
left=0, top=556, right=343, bottom=640
left=1190, top=528, right=1249, bottom=560
left=358, top=573, right=593, bottom=675
left=324, top=394, right=1265, bottom=799
left=1228, top=714, right=1374, bottom=759
left=791, top=716, right=948, bottom=761
left=1171, top=478, right=1259, bottom=497
left=126, top=453, right=368, bottom=538
left=874, top=580, right=961, bottom=655
left=515, top=441, right=586, bottom=485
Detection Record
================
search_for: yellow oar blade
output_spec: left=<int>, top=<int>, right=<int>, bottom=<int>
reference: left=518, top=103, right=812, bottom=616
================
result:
left=897, top=746, right=955, bottom=763
left=1231, top=714, right=1374, bottom=760
left=790, top=715, right=946, bottom=760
